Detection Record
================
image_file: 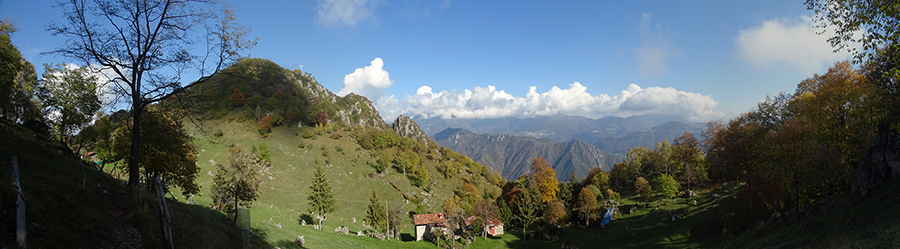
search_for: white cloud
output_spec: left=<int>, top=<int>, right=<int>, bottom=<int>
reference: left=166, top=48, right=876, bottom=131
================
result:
left=635, top=13, right=678, bottom=78
left=338, top=57, right=399, bottom=120
left=338, top=57, right=393, bottom=97
left=316, top=0, right=378, bottom=27
left=736, top=16, right=851, bottom=73
left=392, top=83, right=722, bottom=122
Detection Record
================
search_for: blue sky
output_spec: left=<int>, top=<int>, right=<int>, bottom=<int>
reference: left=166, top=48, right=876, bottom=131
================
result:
left=1, top=0, right=853, bottom=122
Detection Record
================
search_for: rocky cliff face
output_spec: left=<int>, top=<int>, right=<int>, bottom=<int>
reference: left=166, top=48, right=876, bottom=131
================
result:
left=289, top=71, right=386, bottom=129
left=392, top=115, right=430, bottom=146
left=851, top=123, right=900, bottom=198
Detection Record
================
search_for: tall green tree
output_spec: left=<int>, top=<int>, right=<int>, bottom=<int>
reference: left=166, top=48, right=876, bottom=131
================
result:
left=114, top=105, right=201, bottom=195
left=210, top=145, right=266, bottom=223
left=806, top=0, right=900, bottom=63
left=364, top=190, right=386, bottom=232
left=40, top=63, right=101, bottom=144
left=514, top=185, right=541, bottom=239
left=0, top=18, right=40, bottom=123
left=48, top=0, right=256, bottom=189
left=655, top=174, right=679, bottom=199
left=307, top=165, right=336, bottom=229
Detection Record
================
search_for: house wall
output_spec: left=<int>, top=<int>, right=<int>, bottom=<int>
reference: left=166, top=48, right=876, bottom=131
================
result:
left=490, top=224, right=504, bottom=235
left=415, top=225, right=426, bottom=241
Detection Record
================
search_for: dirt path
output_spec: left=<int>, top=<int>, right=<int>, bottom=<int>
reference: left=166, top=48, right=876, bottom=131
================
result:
left=104, top=191, right=144, bottom=249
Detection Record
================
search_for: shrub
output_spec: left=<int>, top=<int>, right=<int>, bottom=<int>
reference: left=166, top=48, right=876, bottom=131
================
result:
left=655, top=174, right=679, bottom=199
left=635, top=177, right=652, bottom=200
left=330, top=132, right=342, bottom=140
left=301, top=127, right=315, bottom=138
left=214, top=129, right=224, bottom=137
left=257, top=116, right=273, bottom=134
left=230, top=88, right=245, bottom=107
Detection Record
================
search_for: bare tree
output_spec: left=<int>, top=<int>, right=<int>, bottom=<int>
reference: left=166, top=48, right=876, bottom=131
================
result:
left=47, top=0, right=256, bottom=189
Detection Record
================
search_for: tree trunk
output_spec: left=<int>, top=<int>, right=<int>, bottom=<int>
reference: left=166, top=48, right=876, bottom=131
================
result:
left=127, top=101, right=143, bottom=190
left=234, top=192, right=239, bottom=224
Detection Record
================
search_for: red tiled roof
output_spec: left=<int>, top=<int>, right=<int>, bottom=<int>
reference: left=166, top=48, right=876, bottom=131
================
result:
left=465, top=216, right=502, bottom=226
left=413, top=213, right=451, bottom=228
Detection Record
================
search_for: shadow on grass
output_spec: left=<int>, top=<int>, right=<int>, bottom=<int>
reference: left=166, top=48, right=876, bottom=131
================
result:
left=400, top=232, right=415, bottom=241
left=275, top=240, right=305, bottom=249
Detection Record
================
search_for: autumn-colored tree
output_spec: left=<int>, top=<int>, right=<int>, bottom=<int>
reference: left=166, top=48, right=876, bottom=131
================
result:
left=458, top=182, right=482, bottom=213
left=274, top=90, right=283, bottom=99
left=543, top=200, right=567, bottom=228
left=316, top=111, right=329, bottom=126
left=230, top=88, right=245, bottom=107
left=257, top=116, right=273, bottom=134
left=673, top=132, right=708, bottom=189
left=474, top=199, right=500, bottom=238
left=530, top=157, right=559, bottom=203
left=575, top=187, right=597, bottom=226
left=635, top=177, right=652, bottom=200
left=582, top=167, right=609, bottom=190
left=286, top=109, right=295, bottom=123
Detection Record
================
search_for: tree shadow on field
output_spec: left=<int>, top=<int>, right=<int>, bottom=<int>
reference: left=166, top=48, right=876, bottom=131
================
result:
left=275, top=240, right=306, bottom=249
left=400, top=232, right=415, bottom=241
left=298, top=213, right=314, bottom=226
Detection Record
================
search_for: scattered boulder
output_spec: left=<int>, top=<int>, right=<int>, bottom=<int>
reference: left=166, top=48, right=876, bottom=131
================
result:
left=851, top=123, right=900, bottom=198
left=301, top=219, right=306, bottom=226
left=342, top=226, right=349, bottom=235
left=357, top=231, right=364, bottom=237
left=294, top=235, right=305, bottom=247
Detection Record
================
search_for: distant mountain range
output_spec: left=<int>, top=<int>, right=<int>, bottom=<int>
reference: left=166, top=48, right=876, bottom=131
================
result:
left=433, top=128, right=621, bottom=180
left=418, top=114, right=707, bottom=180
left=414, top=114, right=692, bottom=142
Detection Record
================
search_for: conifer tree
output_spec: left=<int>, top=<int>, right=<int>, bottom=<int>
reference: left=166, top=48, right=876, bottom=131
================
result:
left=364, top=190, right=386, bottom=232
left=307, top=165, right=335, bottom=229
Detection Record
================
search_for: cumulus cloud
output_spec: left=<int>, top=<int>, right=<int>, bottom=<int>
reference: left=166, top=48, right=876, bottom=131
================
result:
left=635, top=13, right=678, bottom=78
left=392, top=83, right=722, bottom=122
left=316, top=0, right=378, bottom=27
left=338, top=57, right=393, bottom=97
left=338, top=57, right=399, bottom=119
left=736, top=16, right=851, bottom=73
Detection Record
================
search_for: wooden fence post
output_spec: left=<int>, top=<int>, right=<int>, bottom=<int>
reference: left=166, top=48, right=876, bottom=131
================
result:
left=12, top=156, right=26, bottom=248
left=155, top=176, right=175, bottom=249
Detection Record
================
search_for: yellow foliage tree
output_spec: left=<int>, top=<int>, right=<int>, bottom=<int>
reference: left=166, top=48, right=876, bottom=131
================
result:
left=530, top=157, right=559, bottom=203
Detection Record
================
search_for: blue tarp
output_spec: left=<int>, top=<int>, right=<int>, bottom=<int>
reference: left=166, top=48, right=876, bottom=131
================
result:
left=601, top=208, right=613, bottom=227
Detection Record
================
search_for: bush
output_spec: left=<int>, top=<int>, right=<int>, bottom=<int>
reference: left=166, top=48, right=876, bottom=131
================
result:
left=257, top=116, right=273, bottom=134
left=655, top=174, right=679, bottom=199
left=330, top=132, right=342, bottom=140
left=635, top=177, right=653, bottom=200
left=214, top=129, right=224, bottom=137
left=301, top=127, right=316, bottom=139
left=230, top=88, right=245, bottom=107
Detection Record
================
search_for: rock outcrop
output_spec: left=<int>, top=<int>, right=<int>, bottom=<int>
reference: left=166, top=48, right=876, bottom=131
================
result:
left=392, top=115, right=430, bottom=146
left=850, top=123, right=900, bottom=198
